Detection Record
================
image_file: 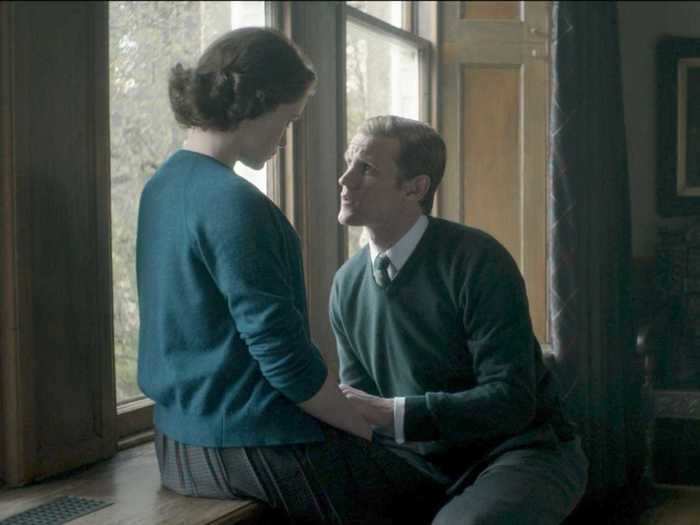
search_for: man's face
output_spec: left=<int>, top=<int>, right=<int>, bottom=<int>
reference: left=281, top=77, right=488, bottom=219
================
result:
left=237, top=94, right=309, bottom=170
left=338, top=133, right=408, bottom=229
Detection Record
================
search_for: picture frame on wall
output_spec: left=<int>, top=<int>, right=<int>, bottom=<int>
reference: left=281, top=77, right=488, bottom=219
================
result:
left=657, top=36, right=700, bottom=216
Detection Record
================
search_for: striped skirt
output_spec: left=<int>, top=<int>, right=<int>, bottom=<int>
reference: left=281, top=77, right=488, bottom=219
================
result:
left=154, top=426, right=445, bottom=524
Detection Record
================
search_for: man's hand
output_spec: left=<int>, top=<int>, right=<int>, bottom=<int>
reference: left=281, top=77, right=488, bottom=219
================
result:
left=339, top=384, right=394, bottom=433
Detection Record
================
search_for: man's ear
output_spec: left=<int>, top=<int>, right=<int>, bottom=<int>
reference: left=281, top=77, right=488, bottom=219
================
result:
left=404, top=174, right=431, bottom=202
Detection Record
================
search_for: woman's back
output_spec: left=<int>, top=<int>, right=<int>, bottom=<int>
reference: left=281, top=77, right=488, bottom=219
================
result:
left=136, top=149, right=326, bottom=447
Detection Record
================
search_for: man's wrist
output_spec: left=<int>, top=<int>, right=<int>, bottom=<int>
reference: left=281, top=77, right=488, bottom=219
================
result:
left=374, top=398, right=394, bottom=434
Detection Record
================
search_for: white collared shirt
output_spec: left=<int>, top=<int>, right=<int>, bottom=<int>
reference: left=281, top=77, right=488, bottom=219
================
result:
left=367, top=214, right=429, bottom=444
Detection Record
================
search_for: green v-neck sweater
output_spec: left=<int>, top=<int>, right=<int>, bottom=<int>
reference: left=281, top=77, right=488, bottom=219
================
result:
left=137, top=150, right=326, bottom=447
left=330, top=217, right=573, bottom=461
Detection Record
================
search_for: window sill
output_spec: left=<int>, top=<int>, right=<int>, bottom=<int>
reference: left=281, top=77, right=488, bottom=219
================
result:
left=117, top=397, right=154, bottom=446
left=0, top=442, right=265, bottom=524
left=117, top=430, right=154, bottom=451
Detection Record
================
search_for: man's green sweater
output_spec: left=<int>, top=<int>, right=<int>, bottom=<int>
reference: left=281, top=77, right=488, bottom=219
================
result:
left=137, top=150, right=327, bottom=447
left=330, top=217, right=573, bottom=467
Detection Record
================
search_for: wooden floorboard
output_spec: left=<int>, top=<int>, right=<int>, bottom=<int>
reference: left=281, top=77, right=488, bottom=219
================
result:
left=640, top=485, right=700, bottom=525
left=0, top=442, right=263, bottom=525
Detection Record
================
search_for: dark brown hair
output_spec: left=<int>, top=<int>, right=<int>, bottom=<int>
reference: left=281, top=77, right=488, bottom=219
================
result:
left=169, top=27, right=316, bottom=131
left=357, top=116, right=446, bottom=214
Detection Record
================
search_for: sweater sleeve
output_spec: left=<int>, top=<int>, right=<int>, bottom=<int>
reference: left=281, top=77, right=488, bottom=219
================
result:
left=403, top=241, right=537, bottom=444
left=329, top=277, right=379, bottom=395
left=189, top=182, right=327, bottom=404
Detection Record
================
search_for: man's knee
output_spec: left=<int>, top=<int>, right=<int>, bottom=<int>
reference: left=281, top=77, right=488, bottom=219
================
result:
left=432, top=496, right=552, bottom=525
left=432, top=500, right=512, bottom=525
left=432, top=510, right=495, bottom=525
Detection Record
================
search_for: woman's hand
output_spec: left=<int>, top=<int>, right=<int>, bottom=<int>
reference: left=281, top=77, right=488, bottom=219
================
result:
left=297, top=374, right=373, bottom=441
left=339, top=384, right=394, bottom=434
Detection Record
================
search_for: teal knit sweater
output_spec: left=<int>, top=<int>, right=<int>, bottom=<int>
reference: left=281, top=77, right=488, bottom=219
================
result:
left=137, top=150, right=327, bottom=447
left=330, top=217, right=573, bottom=463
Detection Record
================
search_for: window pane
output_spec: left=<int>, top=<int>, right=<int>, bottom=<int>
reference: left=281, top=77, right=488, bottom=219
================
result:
left=347, top=1, right=404, bottom=29
left=109, top=1, right=266, bottom=404
left=345, top=20, right=420, bottom=257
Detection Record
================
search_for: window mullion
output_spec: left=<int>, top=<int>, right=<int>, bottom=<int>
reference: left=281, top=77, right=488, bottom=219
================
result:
left=403, top=1, right=415, bottom=33
left=288, top=2, right=346, bottom=374
left=345, top=5, right=430, bottom=50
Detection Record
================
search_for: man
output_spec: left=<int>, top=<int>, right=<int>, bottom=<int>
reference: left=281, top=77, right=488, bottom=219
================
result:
left=330, top=115, right=588, bottom=524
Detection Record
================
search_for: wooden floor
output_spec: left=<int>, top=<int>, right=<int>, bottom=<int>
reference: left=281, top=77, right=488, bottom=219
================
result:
left=0, top=443, right=263, bottom=525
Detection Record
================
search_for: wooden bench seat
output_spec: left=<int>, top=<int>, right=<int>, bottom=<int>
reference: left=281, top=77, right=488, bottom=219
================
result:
left=3, top=444, right=699, bottom=524
left=0, top=442, right=266, bottom=525
left=640, top=484, right=700, bottom=525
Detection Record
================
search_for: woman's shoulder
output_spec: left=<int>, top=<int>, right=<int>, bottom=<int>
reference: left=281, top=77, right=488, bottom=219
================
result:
left=171, top=154, right=287, bottom=241
left=170, top=152, right=267, bottom=207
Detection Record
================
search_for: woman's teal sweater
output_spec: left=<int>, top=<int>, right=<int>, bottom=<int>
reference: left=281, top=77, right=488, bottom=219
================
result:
left=136, top=150, right=327, bottom=447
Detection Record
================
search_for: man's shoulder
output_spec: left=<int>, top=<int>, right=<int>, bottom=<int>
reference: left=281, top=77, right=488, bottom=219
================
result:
left=426, top=217, right=511, bottom=261
left=333, top=245, right=370, bottom=290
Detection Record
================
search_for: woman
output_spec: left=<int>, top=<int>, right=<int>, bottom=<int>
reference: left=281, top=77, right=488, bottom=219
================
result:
left=136, top=28, right=440, bottom=523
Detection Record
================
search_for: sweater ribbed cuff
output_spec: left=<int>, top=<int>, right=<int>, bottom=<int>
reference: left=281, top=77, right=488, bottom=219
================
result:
left=280, top=350, right=328, bottom=403
left=404, top=395, right=440, bottom=441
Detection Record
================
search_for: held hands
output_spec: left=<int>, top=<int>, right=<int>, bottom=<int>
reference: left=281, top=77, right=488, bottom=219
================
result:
left=339, top=384, right=394, bottom=435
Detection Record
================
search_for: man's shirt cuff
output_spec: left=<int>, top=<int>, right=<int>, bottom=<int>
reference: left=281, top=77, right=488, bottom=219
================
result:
left=394, top=396, right=406, bottom=444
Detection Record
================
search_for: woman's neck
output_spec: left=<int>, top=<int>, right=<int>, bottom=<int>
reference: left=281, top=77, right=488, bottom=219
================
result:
left=182, top=128, right=239, bottom=167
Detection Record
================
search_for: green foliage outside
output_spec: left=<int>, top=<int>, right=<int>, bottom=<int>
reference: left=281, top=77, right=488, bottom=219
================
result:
left=110, top=1, right=204, bottom=402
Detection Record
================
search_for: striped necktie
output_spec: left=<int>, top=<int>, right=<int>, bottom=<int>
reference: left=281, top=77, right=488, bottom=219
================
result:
left=373, top=253, right=392, bottom=288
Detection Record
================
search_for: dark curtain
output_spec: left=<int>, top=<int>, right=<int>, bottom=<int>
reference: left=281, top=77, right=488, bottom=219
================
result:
left=548, top=1, right=645, bottom=501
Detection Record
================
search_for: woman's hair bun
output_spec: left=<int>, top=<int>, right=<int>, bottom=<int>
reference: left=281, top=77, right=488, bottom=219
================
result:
left=168, top=28, right=316, bottom=131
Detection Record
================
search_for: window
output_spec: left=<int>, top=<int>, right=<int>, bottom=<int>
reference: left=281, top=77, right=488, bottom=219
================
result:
left=108, top=1, right=268, bottom=433
left=1, top=0, right=439, bottom=485
left=343, top=1, right=431, bottom=257
left=347, top=0, right=404, bottom=28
